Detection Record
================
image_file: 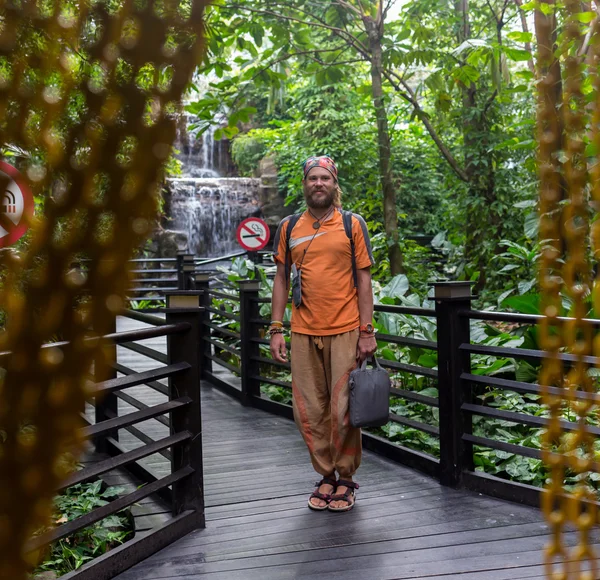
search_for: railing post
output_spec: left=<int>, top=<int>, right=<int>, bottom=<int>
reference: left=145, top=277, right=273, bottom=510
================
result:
left=94, top=313, right=118, bottom=454
left=193, top=272, right=213, bottom=377
left=239, top=279, right=261, bottom=406
left=164, top=291, right=205, bottom=527
left=176, top=252, right=194, bottom=290
left=434, top=281, right=474, bottom=488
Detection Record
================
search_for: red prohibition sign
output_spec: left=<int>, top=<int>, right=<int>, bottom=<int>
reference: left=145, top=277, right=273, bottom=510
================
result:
left=0, top=161, right=34, bottom=249
left=236, top=217, right=270, bottom=252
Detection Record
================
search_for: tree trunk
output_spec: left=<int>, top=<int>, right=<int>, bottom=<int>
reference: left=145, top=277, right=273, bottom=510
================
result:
left=455, top=0, right=497, bottom=291
left=364, top=16, right=404, bottom=276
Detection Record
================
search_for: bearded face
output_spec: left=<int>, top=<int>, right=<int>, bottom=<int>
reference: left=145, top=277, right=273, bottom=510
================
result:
left=303, top=166, right=336, bottom=209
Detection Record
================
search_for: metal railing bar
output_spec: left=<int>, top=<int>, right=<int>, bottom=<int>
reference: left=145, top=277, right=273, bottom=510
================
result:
left=128, top=269, right=178, bottom=274
left=114, top=391, right=170, bottom=428
left=94, top=362, right=188, bottom=396
left=391, top=387, right=439, bottom=407
left=250, top=355, right=291, bottom=370
left=196, top=250, right=247, bottom=265
left=107, top=323, right=190, bottom=345
left=462, top=403, right=600, bottom=436
left=376, top=333, right=437, bottom=350
left=119, top=422, right=172, bottom=461
left=113, top=363, right=169, bottom=396
left=374, top=304, right=436, bottom=317
left=27, top=466, right=194, bottom=552
left=251, top=374, right=291, bottom=389
left=206, top=307, right=239, bottom=321
left=462, top=373, right=600, bottom=404
left=208, top=290, right=241, bottom=301
left=251, top=297, right=271, bottom=304
left=126, top=296, right=166, bottom=302
left=203, top=322, right=240, bottom=340
left=77, top=257, right=177, bottom=264
left=122, top=310, right=167, bottom=326
left=460, top=342, right=600, bottom=365
left=0, top=323, right=188, bottom=359
left=130, top=278, right=178, bottom=283
left=202, top=336, right=241, bottom=358
left=462, top=434, right=541, bottom=460
left=128, top=258, right=177, bottom=263
left=460, top=308, right=600, bottom=328
left=119, top=341, right=168, bottom=364
left=83, top=398, right=191, bottom=439
left=378, top=359, right=438, bottom=378
left=389, top=413, right=440, bottom=436
left=59, top=431, right=188, bottom=490
left=205, top=354, right=241, bottom=375
left=128, top=287, right=178, bottom=293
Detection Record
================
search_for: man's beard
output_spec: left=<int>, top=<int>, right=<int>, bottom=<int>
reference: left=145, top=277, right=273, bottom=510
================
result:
left=304, top=187, right=335, bottom=209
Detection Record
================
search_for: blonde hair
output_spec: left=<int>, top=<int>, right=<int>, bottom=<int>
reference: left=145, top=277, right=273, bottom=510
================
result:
left=333, top=183, right=342, bottom=208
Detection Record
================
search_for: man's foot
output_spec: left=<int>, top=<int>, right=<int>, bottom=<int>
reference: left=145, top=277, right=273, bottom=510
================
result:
left=308, top=477, right=336, bottom=510
left=328, top=479, right=359, bottom=512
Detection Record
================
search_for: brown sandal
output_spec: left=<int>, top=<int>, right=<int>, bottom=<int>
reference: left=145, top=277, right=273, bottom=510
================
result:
left=328, top=479, right=359, bottom=512
left=308, top=476, right=337, bottom=511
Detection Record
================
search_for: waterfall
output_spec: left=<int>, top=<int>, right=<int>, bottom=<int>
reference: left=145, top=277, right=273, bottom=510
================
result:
left=167, top=177, right=260, bottom=257
left=164, top=109, right=263, bottom=257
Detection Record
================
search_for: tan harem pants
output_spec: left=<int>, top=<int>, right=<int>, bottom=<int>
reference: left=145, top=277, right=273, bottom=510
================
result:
left=290, top=329, right=362, bottom=479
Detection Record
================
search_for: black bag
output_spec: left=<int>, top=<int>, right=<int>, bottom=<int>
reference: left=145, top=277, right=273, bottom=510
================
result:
left=348, top=357, right=390, bottom=428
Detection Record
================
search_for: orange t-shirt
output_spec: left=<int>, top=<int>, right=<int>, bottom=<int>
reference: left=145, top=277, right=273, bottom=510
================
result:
left=273, top=208, right=374, bottom=336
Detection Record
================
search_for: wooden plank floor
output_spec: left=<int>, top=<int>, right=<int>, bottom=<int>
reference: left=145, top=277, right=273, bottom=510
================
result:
left=111, top=316, right=597, bottom=580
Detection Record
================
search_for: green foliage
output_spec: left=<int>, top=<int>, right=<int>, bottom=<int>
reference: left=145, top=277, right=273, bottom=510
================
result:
left=231, top=133, right=268, bottom=176
left=129, top=298, right=165, bottom=310
left=391, top=124, right=445, bottom=235
left=35, top=481, right=132, bottom=576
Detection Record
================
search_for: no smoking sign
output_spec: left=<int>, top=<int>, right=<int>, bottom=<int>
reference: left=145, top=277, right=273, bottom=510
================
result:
left=0, top=161, right=34, bottom=249
left=236, top=217, right=270, bottom=252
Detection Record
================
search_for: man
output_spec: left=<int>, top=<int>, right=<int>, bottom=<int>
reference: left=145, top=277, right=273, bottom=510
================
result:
left=270, top=155, right=377, bottom=512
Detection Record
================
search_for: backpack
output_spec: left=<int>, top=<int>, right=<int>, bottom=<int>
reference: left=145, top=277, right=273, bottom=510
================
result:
left=285, top=209, right=358, bottom=288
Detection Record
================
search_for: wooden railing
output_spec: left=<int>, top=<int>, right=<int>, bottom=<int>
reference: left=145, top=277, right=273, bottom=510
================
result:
left=98, top=250, right=262, bottom=310
left=33, top=292, right=205, bottom=580
left=194, top=277, right=600, bottom=508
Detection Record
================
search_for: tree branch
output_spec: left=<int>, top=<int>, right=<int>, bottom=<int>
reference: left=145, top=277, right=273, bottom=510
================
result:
left=385, top=70, right=469, bottom=182
left=578, top=3, right=600, bottom=58
left=383, top=0, right=395, bottom=22
left=232, top=2, right=373, bottom=60
left=483, top=89, right=498, bottom=115
left=512, top=0, right=535, bottom=74
left=334, top=0, right=362, bottom=17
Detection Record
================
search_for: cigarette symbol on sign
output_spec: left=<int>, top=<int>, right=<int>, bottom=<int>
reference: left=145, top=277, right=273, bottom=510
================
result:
left=2, top=191, right=16, bottom=214
left=242, top=223, right=266, bottom=243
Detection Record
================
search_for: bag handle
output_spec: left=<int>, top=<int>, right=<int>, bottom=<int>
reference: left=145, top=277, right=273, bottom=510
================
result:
left=360, top=356, right=383, bottom=371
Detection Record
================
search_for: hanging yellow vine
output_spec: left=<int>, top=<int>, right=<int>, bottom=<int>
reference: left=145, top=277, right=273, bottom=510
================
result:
left=0, top=2, right=206, bottom=578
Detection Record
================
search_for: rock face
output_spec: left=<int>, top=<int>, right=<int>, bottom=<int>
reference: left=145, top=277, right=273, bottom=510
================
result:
left=144, top=228, right=189, bottom=258
left=258, top=156, right=287, bottom=227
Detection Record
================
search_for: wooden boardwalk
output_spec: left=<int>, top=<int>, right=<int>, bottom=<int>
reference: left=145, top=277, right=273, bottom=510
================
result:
left=109, top=317, right=594, bottom=580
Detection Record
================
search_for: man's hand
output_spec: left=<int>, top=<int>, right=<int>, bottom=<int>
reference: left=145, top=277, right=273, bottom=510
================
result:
left=270, top=333, right=288, bottom=363
left=356, top=335, right=377, bottom=363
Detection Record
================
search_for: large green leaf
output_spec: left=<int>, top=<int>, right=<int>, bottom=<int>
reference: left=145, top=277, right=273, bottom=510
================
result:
left=381, top=274, right=409, bottom=299
left=501, top=293, right=540, bottom=315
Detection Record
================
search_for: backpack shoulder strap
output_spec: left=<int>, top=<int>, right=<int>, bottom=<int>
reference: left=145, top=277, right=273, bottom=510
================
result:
left=342, top=210, right=358, bottom=288
left=285, top=213, right=302, bottom=282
